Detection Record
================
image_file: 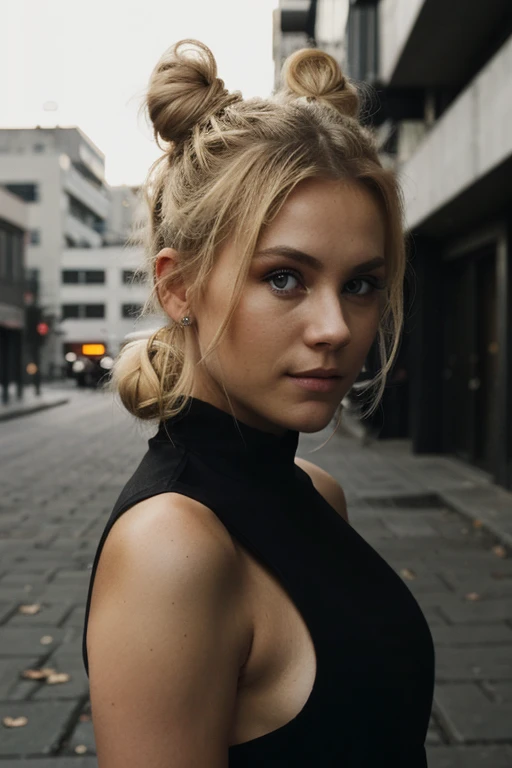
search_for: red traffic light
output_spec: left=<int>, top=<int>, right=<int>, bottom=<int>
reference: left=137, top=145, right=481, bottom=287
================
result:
left=36, top=322, right=49, bottom=336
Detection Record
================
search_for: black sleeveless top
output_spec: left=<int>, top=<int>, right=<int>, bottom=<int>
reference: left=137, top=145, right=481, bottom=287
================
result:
left=82, top=397, right=435, bottom=766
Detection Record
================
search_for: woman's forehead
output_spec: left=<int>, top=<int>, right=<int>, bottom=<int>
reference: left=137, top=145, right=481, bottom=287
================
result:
left=258, top=178, right=386, bottom=263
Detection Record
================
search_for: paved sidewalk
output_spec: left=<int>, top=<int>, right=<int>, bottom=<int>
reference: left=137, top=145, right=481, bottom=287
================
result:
left=328, top=414, right=512, bottom=548
left=0, top=384, right=69, bottom=423
left=0, top=391, right=510, bottom=766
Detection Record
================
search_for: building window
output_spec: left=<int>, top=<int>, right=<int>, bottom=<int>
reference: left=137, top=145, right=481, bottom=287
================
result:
left=62, top=304, right=80, bottom=319
left=62, top=270, right=80, bottom=284
left=61, top=269, right=105, bottom=284
left=122, top=269, right=145, bottom=284
left=85, top=304, right=105, bottom=318
left=4, top=183, right=40, bottom=203
left=61, top=303, right=105, bottom=319
left=122, top=303, right=143, bottom=319
left=85, top=270, right=105, bottom=284
left=67, top=192, right=104, bottom=233
left=29, top=229, right=41, bottom=245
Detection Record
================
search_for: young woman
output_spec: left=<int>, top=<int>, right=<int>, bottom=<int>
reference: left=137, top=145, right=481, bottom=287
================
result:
left=82, top=40, right=435, bottom=767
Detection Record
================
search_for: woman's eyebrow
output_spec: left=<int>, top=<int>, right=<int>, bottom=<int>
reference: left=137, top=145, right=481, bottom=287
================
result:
left=254, top=246, right=385, bottom=275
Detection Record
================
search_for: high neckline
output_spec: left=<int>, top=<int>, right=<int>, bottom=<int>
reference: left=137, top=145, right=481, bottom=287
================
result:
left=155, top=397, right=299, bottom=479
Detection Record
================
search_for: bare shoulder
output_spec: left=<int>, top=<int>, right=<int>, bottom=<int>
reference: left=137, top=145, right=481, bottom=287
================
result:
left=92, top=492, right=246, bottom=614
left=87, top=492, right=252, bottom=766
left=295, top=458, right=349, bottom=523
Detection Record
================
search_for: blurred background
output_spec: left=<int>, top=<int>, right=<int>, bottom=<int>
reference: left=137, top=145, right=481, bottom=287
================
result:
left=1, top=1, right=512, bottom=766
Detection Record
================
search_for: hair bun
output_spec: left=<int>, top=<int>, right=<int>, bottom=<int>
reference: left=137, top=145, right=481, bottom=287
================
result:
left=282, top=48, right=359, bottom=119
left=147, top=39, right=242, bottom=146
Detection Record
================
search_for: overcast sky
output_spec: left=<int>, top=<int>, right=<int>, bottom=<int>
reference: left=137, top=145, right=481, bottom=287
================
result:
left=3, top=0, right=279, bottom=187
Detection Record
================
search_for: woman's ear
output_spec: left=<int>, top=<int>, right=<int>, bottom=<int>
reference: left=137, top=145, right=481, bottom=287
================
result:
left=154, top=248, right=189, bottom=322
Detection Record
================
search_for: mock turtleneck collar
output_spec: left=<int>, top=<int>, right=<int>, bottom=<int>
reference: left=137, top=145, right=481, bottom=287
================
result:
left=155, top=397, right=299, bottom=478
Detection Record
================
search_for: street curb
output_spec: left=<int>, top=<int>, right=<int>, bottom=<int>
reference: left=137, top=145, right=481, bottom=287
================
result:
left=438, top=492, right=512, bottom=551
left=0, top=397, right=69, bottom=423
left=356, top=488, right=512, bottom=553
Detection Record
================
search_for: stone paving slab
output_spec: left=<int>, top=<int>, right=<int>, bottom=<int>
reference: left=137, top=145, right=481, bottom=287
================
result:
left=435, top=682, right=512, bottom=742
left=0, top=657, right=42, bottom=701
left=431, top=624, right=512, bottom=647
left=65, top=718, right=96, bottom=756
left=437, top=597, right=512, bottom=625
left=5, top=602, right=73, bottom=628
left=30, top=648, right=89, bottom=701
left=435, top=646, right=512, bottom=681
left=13, top=760, right=98, bottom=767
left=427, top=745, right=512, bottom=768
left=0, top=627, right=68, bottom=656
left=0, top=700, right=80, bottom=756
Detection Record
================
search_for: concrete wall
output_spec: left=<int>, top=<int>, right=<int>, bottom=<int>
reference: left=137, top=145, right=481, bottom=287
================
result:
left=400, top=35, right=512, bottom=230
left=0, top=154, right=63, bottom=311
left=0, top=187, right=27, bottom=230
left=378, top=0, right=425, bottom=83
left=62, top=162, right=110, bottom=221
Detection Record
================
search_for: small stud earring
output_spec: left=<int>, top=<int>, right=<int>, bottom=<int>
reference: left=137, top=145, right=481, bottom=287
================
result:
left=180, top=315, right=192, bottom=327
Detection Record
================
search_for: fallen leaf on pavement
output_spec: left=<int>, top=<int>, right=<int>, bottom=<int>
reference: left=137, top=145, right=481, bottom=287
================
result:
left=3, top=716, right=28, bottom=728
left=18, top=604, right=41, bottom=615
left=39, top=635, right=53, bottom=645
left=400, top=568, right=416, bottom=581
left=465, top=592, right=480, bottom=602
left=492, top=545, right=507, bottom=559
left=46, top=673, right=71, bottom=685
left=40, top=667, right=57, bottom=677
left=473, top=519, right=483, bottom=529
left=75, top=745, right=88, bottom=754
left=79, top=714, right=91, bottom=722
left=21, top=667, right=56, bottom=681
left=21, top=669, right=45, bottom=680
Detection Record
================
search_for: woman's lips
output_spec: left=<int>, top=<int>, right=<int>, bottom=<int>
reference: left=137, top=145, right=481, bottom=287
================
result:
left=287, top=374, right=342, bottom=393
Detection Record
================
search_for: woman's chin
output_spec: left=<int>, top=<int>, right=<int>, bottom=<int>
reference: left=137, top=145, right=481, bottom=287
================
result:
left=287, top=403, right=340, bottom=434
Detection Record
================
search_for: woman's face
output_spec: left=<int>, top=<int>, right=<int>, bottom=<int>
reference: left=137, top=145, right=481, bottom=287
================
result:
left=191, top=177, right=387, bottom=434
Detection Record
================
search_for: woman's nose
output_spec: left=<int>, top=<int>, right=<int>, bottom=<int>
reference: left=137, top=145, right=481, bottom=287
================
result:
left=303, top=297, right=352, bottom=349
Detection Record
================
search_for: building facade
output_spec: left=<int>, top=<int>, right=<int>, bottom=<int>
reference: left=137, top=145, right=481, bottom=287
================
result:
left=273, top=0, right=316, bottom=87
left=59, top=243, right=157, bottom=361
left=340, top=0, right=512, bottom=489
left=0, top=127, right=110, bottom=375
left=0, top=187, right=27, bottom=402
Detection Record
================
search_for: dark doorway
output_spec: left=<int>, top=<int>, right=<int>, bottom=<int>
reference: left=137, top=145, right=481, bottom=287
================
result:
left=442, top=244, right=498, bottom=474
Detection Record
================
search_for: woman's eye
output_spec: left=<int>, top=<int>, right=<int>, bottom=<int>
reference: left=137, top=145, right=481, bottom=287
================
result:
left=344, top=278, right=378, bottom=296
left=265, top=270, right=301, bottom=295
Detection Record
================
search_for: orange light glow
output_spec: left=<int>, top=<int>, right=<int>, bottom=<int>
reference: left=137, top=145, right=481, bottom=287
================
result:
left=82, top=344, right=106, bottom=356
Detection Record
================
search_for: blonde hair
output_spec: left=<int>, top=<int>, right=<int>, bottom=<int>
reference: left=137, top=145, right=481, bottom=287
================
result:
left=113, top=40, right=406, bottom=422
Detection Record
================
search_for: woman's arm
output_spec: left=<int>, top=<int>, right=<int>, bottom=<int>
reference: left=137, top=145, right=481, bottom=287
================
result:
left=86, top=492, right=252, bottom=767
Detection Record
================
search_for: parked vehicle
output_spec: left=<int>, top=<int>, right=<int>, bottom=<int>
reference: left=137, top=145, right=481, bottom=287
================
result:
left=65, top=344, right=114, bottom=389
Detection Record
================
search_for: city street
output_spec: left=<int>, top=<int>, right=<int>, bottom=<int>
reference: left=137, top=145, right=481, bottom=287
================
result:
left=0, top=388, right=511, bottom=766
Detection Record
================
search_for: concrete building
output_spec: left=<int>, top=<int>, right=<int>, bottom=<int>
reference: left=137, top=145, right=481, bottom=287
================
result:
left=324, top=0, right=512, bottom=490
left=58, top=180, right=161, bottom=362
left=0, top=187, right=27, bottom=402
left=59, top=243, right=157, bottom=360
left=314, top=0, right=349, bottom=63
left=273, top=0, right=316, bottom=87
left=103, top=184, right=144, bottom=247
left=0, top=127, right=110, bottom=375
